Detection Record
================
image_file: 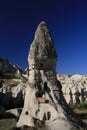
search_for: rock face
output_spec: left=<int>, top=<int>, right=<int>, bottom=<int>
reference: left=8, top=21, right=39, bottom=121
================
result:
left=28, top=22, right=57, bottom=71
left=0, top=57, right=25, bottom=79
left=17, top=22, right=87, bottom=130
left=0, top=82, right=25, bottom=109
left=0, top=58, right=27, bottom=109
left=57, top=74, right=87, bottom=104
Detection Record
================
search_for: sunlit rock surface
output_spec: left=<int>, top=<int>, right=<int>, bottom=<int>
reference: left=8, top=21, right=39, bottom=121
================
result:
left=16, top=22, right=87, bottom=130
left=57, top=74, right=87, bottom=104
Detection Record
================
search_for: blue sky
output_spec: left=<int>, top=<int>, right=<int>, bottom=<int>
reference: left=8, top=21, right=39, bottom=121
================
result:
left=0, top=0, right=87, bottom=74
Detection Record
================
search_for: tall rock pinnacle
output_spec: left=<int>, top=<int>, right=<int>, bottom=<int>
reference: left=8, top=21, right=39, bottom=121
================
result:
left=28, top=21, right=57, bottom=70
left=17, top=22, right=87, bottom=130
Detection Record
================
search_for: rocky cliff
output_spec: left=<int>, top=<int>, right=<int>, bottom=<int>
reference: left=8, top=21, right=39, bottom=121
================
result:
left=0, top=57, right=26, bottom=79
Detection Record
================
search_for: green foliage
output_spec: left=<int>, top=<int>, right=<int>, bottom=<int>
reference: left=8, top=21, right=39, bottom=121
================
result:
left=70, top=126, right=79, bottom=130
left=70, top=126, right=84, bottom=130
left=70, top=102, right=87, bottom=109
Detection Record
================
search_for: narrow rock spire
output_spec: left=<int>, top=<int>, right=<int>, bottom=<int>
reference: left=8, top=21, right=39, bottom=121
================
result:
left=16, top=22, right=87, bottom=130
left=28, top=21, right=57, bottom=70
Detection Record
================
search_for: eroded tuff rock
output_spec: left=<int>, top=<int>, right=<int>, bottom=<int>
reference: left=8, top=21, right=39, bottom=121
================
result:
left=16, top=22, right=87, bottom=130
left=28, top=21, right=57, bottom=71
left=57, top=74, right=87, bottom=104
left=0, top=57, right=25, bottom=79
left=0, top=64, right=26, bottom=110
left=0, top=82, right=25, bottom=109
left=0, top=58, right=28, bottom=109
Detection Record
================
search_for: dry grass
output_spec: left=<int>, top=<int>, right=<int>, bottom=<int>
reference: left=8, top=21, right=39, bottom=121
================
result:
left=0, top=118, right=16, bottom=130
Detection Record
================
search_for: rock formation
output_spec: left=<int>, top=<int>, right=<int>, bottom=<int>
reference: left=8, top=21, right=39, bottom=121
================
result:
left=57, top=74, right=87, bottom=105
left=0, top=82, right=25, bottom=109
left=16, top=22, right=87, bottom=130
left=0, top=57, right=25, bottom=79
left=0, top=58, right=27, bottom=109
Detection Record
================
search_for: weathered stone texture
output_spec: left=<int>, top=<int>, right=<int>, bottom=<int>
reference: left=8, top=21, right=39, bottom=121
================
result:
left=28, top=22, right=57, bottom=70
left=16, top=22, right=87, bottom=130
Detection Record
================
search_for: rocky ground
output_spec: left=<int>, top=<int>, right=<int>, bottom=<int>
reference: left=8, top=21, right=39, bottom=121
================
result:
left=0, top=108, right=87, bottom=130
left=0, top=118, right=16, bottom=130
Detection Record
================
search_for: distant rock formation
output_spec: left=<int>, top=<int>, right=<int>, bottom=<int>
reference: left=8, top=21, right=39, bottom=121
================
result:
left=0, top=57, right=9, bottom=64
left=0, top=57, right=25, bottom=79
left=57, top=74, right=87, bottom=104
left=16, top=22, right=87, bottom=130
left=0, top=58, right=27, bottom=109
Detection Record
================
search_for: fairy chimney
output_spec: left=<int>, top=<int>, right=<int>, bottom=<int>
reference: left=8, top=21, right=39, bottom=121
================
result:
left=16, top=22, right=87, bottom=130
left=28, top=21, right=57, bottom=70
